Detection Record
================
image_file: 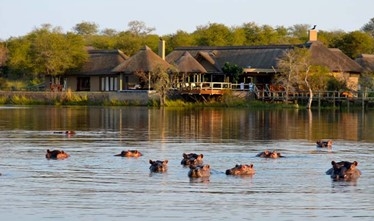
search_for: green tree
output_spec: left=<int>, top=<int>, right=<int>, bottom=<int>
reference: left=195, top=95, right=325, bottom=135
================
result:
left=359, top=71, right=374, bottom=98
left=288, top=24, right=310, bottom=43
left=193, top=23, right=231, bottom=46
left=221, top=62, right=243, bottom=83
left=229, top=26, right=246, bottom=45
left=6, top=37, right=33, bottom=78
left=0, top=42, right=8, bottom=67
left=73, top=21, right=99, bottom=35
left=89, top=35, right=117, bottom=49
left=307, top=66, right=332, bottom=91
left=361, top=17, right=374, bottom=37
left=7, top=24, right=88, bottom=80
left=241, top=22, right=263, bottom=45
left=163, top=30, right=195, bottom=54
left=101, top=28, right=118, bottom=36
left=114, top=31, right=143, bottom=56
left=332, top=31, right=374, bottom=58
left=127, top=20, right=155, bottom=36
left=317, top=30, right=346, bottom=47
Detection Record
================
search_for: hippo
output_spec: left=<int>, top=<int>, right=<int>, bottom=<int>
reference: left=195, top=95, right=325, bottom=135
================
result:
left=46, top=149, right=70, bottom=159
left=256, top=150, right=283, bottom=158
left=181, top=153, right=204, bottom=166
left=226, top=164, right=255, bottom=176
left=149, top=160, right=168, bottom=173
left=188, top=164, right=211, bottom=178
left=114, top=150, right=143, bottom=157
left=316, top=139, right=332, bottom=148
left=53, top=131, right=76, bottom=135
left=326, top=160, right=361, bottom=181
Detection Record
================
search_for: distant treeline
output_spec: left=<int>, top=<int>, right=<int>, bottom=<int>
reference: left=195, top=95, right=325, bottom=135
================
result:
left=1, top=19, right=374, bottom=87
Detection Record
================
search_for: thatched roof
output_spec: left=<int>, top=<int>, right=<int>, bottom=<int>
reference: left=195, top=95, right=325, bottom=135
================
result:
left=166, top=42, right=362, bottom=74
left=71, top=49, right=128, bottom=76
left=168, top=51, right=207, bottom=73
left=355, top=54, right=374, bottom=72
left=166, top=45, right=294, bottom=73
left=86, top=49, right=128, bottom=74
left=307, top=41, right=362, bottom=73
left=112, top=46, right=172, bottom=73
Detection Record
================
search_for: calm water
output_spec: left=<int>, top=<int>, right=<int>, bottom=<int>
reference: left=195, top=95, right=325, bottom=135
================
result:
left=0, top=106, right=373, bottom=221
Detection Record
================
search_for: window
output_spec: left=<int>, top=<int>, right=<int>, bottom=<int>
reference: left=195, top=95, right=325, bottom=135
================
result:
left=77, top=77, right=90, bottom=91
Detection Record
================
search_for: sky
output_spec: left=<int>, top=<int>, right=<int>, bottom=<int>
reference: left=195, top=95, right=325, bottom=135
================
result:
left=0, top=0, right=373, bottom=40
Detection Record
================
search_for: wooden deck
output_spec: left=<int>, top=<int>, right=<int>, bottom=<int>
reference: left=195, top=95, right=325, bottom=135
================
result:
left=180, top=82, right=231, bottom=96
left=177, top=82, right=374, bottom=107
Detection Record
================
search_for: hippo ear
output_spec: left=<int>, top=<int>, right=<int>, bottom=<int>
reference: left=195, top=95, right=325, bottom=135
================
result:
left=331, top=161, right=336, bottom=165
left=149, top=160, right=153, bottom=164
left=250, top=164, right=254, bottom=168
left=205, top=165, right=210, bottom=169
left=200, top=154, right=204, bottom=158
left=164, top=160, right=169, bottom=164
left=353, top=161, right=358, bottom=166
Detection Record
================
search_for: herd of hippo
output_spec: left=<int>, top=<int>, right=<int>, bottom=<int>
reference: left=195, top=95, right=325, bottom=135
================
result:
left=41, top=135, right=361, bottom=181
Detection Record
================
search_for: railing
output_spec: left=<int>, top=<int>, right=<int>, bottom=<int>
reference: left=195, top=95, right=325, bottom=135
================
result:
left=179, top=82, right=231, bottom=90
left=176, top=81, right=374, bottom=101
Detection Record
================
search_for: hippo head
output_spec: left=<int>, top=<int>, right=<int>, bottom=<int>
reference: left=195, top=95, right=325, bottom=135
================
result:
left=65, top=131, right=76, bottom=135
left=269, top=151, right=281, bottom=158
left=181, top=153, right=204, bottom=166
left=316, top=140, right=333, bottom=148
left=149, top=160, right=168, bottom=173
left=46, top=149, right=70, bottom=159
left=257, top=150, right=282, bottom=158
left=126, top=150, right=143, bottom=157
left=226, top=164, right=255, bottom=175
left=188, top=164, right=211, bottom=178
left=330, top=161, right=361, bottom=181
left=115, top=150, right=142, bottom=157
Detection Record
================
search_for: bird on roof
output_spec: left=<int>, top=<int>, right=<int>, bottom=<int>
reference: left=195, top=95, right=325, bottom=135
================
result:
left=311, top=25, right=317, bottom=30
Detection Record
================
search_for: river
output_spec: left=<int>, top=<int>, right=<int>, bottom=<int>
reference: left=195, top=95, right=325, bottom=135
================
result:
left=0, top=106, right=373, bottom=220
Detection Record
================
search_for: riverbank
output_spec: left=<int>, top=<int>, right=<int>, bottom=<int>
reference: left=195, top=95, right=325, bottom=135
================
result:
left=0, top=90, right=157, bottom=106
left=0, top=90, right=372, bottom=110
left=0, top=90, right=300, bottom=109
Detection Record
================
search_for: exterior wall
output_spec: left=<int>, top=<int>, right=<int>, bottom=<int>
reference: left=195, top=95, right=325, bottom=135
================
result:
left=66, top=77, right=77, bottom=91
left=332, top=72, right=360, bottom=91
left=347, top=73, right=360, bottom=91
left=90, top=76, right=100, bottom=91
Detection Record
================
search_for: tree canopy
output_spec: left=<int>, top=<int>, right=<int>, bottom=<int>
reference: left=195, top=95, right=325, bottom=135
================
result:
left=2, top=18, right=374, bottom=84
left=6, top=24, right=88, bottom=79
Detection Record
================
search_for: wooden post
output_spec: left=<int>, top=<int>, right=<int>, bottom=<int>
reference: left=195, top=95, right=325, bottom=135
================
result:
left=362, top=89, right=365, bottom=110
left=347, top=98, right=349, bottom=110
left=318, top=92, right=321, bottom=110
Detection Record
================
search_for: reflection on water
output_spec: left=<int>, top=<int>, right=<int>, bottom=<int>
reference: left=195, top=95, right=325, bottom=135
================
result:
left=0, top=106, right=373, bottom=220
